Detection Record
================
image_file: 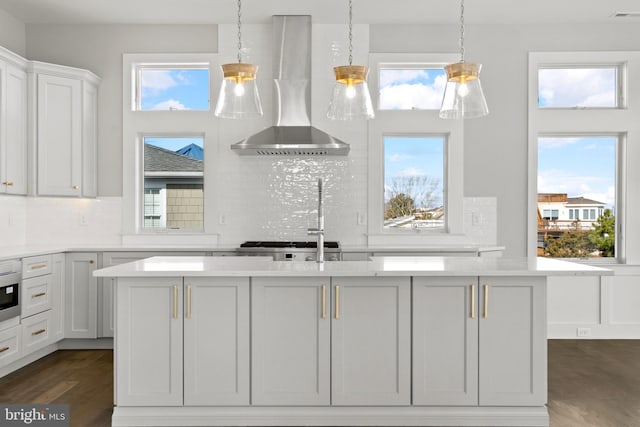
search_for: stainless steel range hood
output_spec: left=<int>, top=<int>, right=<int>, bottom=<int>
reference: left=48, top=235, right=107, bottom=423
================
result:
left=231, top=15, right=350, bottom=156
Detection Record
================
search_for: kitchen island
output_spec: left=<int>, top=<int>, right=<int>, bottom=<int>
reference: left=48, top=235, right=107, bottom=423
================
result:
left=95, top=256, right=610, bottom=427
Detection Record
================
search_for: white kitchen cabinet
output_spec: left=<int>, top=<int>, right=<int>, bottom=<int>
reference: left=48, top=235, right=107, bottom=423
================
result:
left=0, top=48, right=28, bottom=195
left=20, top=274, right=52, bottom=319
left=478, top=276, right=546, bottom=406
left=21, top=309, right=51, bottom=357
left=50, top=253, right=65, bottom=342
left=28, top=61, right=100, bottom=197
left=116, top=277, right=183, bottom=407
left=331, top=276, right=411, bottom=406
left=0, top=325, right=22, bottom=368
left=64, top=252, right=97, bottom=339
left=412, top=277, right=479, bottom=406
left=184, top=277, right=249, bottom=406
left=251, top=277, right=330, bottom=405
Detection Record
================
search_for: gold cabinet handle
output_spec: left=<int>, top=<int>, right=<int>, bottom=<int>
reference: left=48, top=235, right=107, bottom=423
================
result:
left=173, top=286, right=179, bottom=319
left=72, top=185, right=80, bottom=190
left=0, top=346, right=9, bottom=353
left=89, top=260, right=94, bottom=264
left=335, top=285, right=340, bottom=320
left=483, top=284, right=489, bottom=319
left=32, top=292, right=47, bottom=298
left=2, top=181, right=14, bottom=186
left=186, top=285, right=192, bottom=319
left=470, top=284, right=476, bottom=319
left=31, top=264, right=47, bottom=270
left=321, top=285, right=326, bottom=319
left=32, top=329, right=46, bottom=336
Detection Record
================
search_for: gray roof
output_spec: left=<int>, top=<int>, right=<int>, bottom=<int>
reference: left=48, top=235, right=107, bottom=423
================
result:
left=144, top=144, right=203, bottom=172
left=566, top=196, right=605, bottom=206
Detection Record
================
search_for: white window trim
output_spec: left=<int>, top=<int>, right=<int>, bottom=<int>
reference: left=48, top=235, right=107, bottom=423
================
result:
left=122, top=53, right=219, bottom=244
left=527, top=51, right=640, bottom=263
left=368, top=53, right=465, bottom=246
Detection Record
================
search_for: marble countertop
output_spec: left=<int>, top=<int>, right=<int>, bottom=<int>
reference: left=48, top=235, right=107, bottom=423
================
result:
left=93, top=255, right=612, bottom=278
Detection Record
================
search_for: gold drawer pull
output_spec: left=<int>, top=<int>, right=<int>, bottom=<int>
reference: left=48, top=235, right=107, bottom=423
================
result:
left=32, top=329, right=46, bottom=336
left=321, top=285, right=326, bottom=320
left=173, top=286, right=178, bottom=319
left=483, top=284, right=489, bottom=319
left=2, top=181, right=14, bottom=186
left=186, top=285, right=192, bottom=319
left=32, top=292, right=47, bottom=298
left=470, top=284, right=475, bottom=319
left=335, top=285, right=340, bottom=320
left=31, top=264, right=47, bottom=270
left=72, top=185, right=80, bottom=190
left=0, top=346, right=9, bottom=353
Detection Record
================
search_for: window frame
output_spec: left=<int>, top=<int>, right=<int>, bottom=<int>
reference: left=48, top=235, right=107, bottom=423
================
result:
left=368, top=53, right=464, bottom=245
left=527, top=51, right=640, bottom=263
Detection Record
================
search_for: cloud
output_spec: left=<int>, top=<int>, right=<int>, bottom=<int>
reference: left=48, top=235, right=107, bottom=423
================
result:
left=380, top=74, right=447, bottom=110
left=538, top=68, right=616, bottom=108
left=396, top=167, right=426, bottom=177
left=149, top=99, right=188, bottom=111
left=538, top=137, right=581, bottom=148
left=387, top=153, right=414, bottom=162
left=538, top=169, right=615, bottom=207
left=380, top=69, right=432, bottom=87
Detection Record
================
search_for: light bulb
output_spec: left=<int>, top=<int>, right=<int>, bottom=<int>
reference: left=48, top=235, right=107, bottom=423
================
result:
left=234, top=82, right=245, bottom=97
left=346, top=84, right=356, bottom=99
left=457, top=82, right=469, bottom=97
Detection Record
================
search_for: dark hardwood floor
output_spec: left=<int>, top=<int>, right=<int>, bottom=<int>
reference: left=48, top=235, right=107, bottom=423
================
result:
left=1, top=340, right=639, bottom=427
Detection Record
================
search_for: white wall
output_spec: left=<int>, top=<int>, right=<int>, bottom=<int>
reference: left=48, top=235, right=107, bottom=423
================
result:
left=0, top=8, right=25, bottom=56
left=25, top=24, right=218, bottom=198
left=0, top=195, right=27, bottom=248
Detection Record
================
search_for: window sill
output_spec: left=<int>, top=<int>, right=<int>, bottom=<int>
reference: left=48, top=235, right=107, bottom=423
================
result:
left=122, top=233, right=219, bottom=247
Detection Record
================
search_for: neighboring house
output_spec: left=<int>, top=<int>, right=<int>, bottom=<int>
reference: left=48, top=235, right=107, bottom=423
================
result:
left=143, top=144, right=204, bottom=229
left=537, top=193, right=606, bottom=253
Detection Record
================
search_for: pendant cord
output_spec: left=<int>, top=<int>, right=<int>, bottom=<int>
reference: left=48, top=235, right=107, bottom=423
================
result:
left=348, top=0, right=353, bottom=66
left=237, top=0, right=243, bottom=63
left=459, top=0, right=465, bottom=62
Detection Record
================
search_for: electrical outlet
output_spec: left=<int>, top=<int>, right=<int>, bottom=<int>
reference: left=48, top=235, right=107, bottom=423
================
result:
left=357, top=212, right=365, bottom=225
left=577, top=327, right=591, bottom=337
left=219, top=214, right=226, bottom=225
left=79, top=215, right=88, bottom=226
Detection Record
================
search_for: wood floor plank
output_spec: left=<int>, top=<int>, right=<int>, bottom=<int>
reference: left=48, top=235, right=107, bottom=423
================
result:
left=32, top=380, right=79, bottom=404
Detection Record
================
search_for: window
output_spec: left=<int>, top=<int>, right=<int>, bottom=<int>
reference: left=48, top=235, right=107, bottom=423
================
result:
left=368, top=53, right=463, bottom=243
left=135, top=65, right=210, bottom=111
left=528, top=51, right=638, bottom=261
left=384, top=136, right=445, bottom=230
left=379, top=67, right=447, bottom=110
left=143, top=136, right=204, bottom=230
left=538, top=66, right=619, bottom=108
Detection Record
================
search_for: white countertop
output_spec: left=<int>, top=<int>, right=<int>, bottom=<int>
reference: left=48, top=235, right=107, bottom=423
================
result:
left=93, top=255, right=612, bottom=278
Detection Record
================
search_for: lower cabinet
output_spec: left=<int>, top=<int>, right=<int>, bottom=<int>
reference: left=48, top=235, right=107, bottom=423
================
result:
left=0, top=325, right=22, bottom=367
left=116, top=277, right=250, bottom=407
left=413, top=276, right=546, bottom=407
left=65, top=252, right=97, bottom=339
left=251, top=276, right=411, bottom=406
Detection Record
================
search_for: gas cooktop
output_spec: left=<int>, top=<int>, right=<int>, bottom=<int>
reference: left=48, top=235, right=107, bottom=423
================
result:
left=239, top=241, right=340, bottom=249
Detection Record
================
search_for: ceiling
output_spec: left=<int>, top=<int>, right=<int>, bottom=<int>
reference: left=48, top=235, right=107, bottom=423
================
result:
left=0, top=0, right=639, bottom=25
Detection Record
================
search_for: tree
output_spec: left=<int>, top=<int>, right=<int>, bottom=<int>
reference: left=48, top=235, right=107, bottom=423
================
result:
left=544, top=220, right=595, bottom=258
left=385, top=193, right=415, bottom=220
left=388, top=175, right=442, bottom=209
left=588, top=209, right=615, bottom=257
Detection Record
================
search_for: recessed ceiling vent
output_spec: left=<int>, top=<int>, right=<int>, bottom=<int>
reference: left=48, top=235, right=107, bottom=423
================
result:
left=230, top=16, right=350, bottom=156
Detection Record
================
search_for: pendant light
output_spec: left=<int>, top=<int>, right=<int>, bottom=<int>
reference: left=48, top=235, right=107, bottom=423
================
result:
left=214, top=0, right=263, bottom=118
left=439, top=0, right=489, bottom=119
left=327, top=0, right=374, bottom=120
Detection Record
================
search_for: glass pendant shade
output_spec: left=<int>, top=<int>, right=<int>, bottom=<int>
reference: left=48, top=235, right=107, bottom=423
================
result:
left=439, top=61, right=489, bottom=119
left=214, top=62, right=263, bottom=119
left=327, top=65, right=375, bottom=120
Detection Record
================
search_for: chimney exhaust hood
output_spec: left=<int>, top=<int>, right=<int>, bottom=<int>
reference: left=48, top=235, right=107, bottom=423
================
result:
left=231, top=15, right=350, bottom=156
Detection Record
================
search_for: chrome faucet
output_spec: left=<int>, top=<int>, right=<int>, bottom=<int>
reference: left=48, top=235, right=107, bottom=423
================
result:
left=307, top=178, right=325, bottom=263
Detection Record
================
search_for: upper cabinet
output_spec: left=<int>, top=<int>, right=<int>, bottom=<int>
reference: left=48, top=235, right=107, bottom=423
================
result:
left=27, top=61, right=100, bottom=197
left=0, top=47, right=28, bottom=195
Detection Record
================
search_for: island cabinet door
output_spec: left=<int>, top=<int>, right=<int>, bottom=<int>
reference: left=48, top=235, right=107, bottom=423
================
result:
left=183, top=277, right=250, bottom=406
left=116, top=278, right=183, bottom=407
left=412, top=277, right=479, bottom=406
left=478, top=276, right=547, bottom=406
left=251, top=277, right=330, bottom=405
left=331, top=276, right=411, bottom=406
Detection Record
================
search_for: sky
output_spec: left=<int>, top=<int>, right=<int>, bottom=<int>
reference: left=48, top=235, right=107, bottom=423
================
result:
left=144, top=137, right=204, bottom=153
left=538, top=68, right=617, bottom=108
left=140, top=68, right=209, bottom=110
left=379, top=69, right=446, bottom=110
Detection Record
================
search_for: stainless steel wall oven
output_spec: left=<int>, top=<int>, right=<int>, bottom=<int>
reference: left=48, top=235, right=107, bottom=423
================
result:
left=0, top=262, right=21, bottom=323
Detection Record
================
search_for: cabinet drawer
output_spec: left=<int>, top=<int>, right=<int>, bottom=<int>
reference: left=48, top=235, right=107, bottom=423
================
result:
left=21, top=275, right=52, bottom=318
left=0, top=325, right=22, bottom=367
left=22, top=255, right=53, bottom=279
left=21, top=310, right=51, bottom=356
